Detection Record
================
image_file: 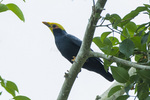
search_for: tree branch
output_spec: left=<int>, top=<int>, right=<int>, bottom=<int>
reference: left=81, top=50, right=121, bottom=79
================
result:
left=89, top=51, right=150, bottom=70
left=96, top=82, right=125, bottom=100
left=57, top=0, right=107, bottom=100
left=96, top=68, right=136, bottom=100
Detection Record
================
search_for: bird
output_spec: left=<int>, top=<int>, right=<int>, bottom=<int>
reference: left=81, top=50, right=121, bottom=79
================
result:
left=42, top=22, right=114, bottom=82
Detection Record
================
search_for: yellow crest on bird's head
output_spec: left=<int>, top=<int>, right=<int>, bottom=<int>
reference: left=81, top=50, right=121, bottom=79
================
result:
left=42, top=22, right=65, bottom=33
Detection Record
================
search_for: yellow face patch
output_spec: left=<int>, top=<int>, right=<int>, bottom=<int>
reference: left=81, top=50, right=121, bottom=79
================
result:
left=42, top=22, right=65, bottom=34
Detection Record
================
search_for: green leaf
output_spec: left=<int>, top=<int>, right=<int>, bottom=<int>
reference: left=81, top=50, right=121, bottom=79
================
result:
left=93, top=37, right=112, bottom=55
left=137, top=82, right=149, bottom=100
left=6, top=3, right=25, bottom=22
left=108, top=37, right=119, bottom=45
left=136, top=22, right=149, bottom=34
left=125, top=21, right=137, bottom=37
left=0, top=76, right=4, bottom=82
left=108, top=85, right=123, bottom=97
left=109, top=14, right=122, bottom=29
left=135, top=54, right=143, bottom=62
left=129, top=75, right=139, bottom=83
left=121, top=11, right=138, bottom=26
left=1, top=80, right=19, bottom=97
left=104, top=59, right=112, bottom=71
left=13, top=95, right=31, bottom=100
left=119, top=39, right=134, bottom=58
left=141, top=33, right=150, bottom=44
left=131, top=36, right=146, bottom=51
left=101, top=38, right=112, bottom=54
left=101, top=32, right=111, bottom=42
left=124, top=82, right=134, bottom=95
left=109, top=47, right=119, bottom=56
left=116, top=61, right=130, bottom=71
left=147, top=31, right=150, bottom=43
left=116, top=95, right=129, bottom=100
left=138, top=70, right=150, bottom=83
left=144, top=4, right=150, bottom=8
left=105, top=13, right=111, bottom=20
left=135, top=6, right=147, bottom=12
left=120, top=27, right=130, bottom=41
left=93, top=37, right=118, bottom=55
left=0, top=4, right=8, bottom=12
left=111, top=66, right=129, bottom=83
left=0, top=92, right=2, bottom=95
left=121, top=6, right=147, bottom=26
left=93, top=37, right=104, bottom=51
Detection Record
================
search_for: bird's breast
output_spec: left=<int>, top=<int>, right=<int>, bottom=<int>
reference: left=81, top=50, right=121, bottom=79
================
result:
left=55, top=36, right=79, bottom=63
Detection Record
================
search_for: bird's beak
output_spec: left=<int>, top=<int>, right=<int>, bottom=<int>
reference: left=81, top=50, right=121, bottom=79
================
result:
left=42, top=21, right=54, bottom=34
left=42, top=21, right=51, bottom=28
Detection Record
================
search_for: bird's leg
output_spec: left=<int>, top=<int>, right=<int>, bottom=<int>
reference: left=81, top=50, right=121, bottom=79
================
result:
left=71, top=56, right=76, bottom=62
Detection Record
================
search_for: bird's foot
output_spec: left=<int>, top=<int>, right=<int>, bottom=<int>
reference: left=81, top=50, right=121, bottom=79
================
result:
left=71, top=56, right=76, bottom=62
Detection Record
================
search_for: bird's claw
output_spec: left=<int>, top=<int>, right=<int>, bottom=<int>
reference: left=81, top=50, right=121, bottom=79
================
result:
left=71, top=56, right=76, bottom=62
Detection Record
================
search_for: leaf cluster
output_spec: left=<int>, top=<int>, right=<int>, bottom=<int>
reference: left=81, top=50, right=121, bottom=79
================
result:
left=0, top=0, right=29, bottom=99
left=0, top=76, right=30, bottom=100
left=93, top=4, right=150, bottom=100
left=0, top=0, right=25, bottom=22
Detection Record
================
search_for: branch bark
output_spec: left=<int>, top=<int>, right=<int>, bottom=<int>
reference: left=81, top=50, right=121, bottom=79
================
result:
left=57, top=0, right=107, bottom=100
left=89, top=51, right=150, bottom=70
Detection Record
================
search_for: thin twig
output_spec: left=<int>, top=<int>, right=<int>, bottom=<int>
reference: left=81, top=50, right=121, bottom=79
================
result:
left=95, top=23, right=112, bottom=27
left=95, top=23, right=127, bottom=38
left=99, top=17, right=105, bottom=26
left=134, top=49, right=147, bottom=55
left=107, top=25, right=120, bottom=34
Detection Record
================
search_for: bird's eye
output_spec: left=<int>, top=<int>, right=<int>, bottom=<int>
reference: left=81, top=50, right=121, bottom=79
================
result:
left=52, top=25, right=57, bottom=28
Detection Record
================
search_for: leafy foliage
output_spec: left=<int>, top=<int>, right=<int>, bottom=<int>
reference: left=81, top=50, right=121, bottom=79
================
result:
left=93, top=4, right=150, bottom=100
left=6, top=3, right=25, bottom=22
left=119, top=39, right=134, bottom=58
left=13, top=95, right=31, bottom=100
left=111, top=66, right=129, bottom=83
left=0, top=2, right=25, bottom=21
left=0, top=4, right=8, bottom=12
left=0, top=76, right=30, bottom=100
left=0, top=1, right=29, bottom=100
left=116, top=95, right=129, bottom=100
left=1, top=80, right=19, bottom=97
left=108, top=85, right=123, bottom=97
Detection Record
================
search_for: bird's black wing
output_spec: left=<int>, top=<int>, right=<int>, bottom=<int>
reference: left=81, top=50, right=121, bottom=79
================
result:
left=66, top=34, right=103, bottom=63
left=65, top=34, right=82, bottom=47
left=65, top=34, right=114, bottom=81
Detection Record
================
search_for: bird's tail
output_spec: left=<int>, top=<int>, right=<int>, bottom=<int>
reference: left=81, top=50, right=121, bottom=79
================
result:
left=83, top=57, right=114, bottom=82
left=92, top=65, right=114, bottom=82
